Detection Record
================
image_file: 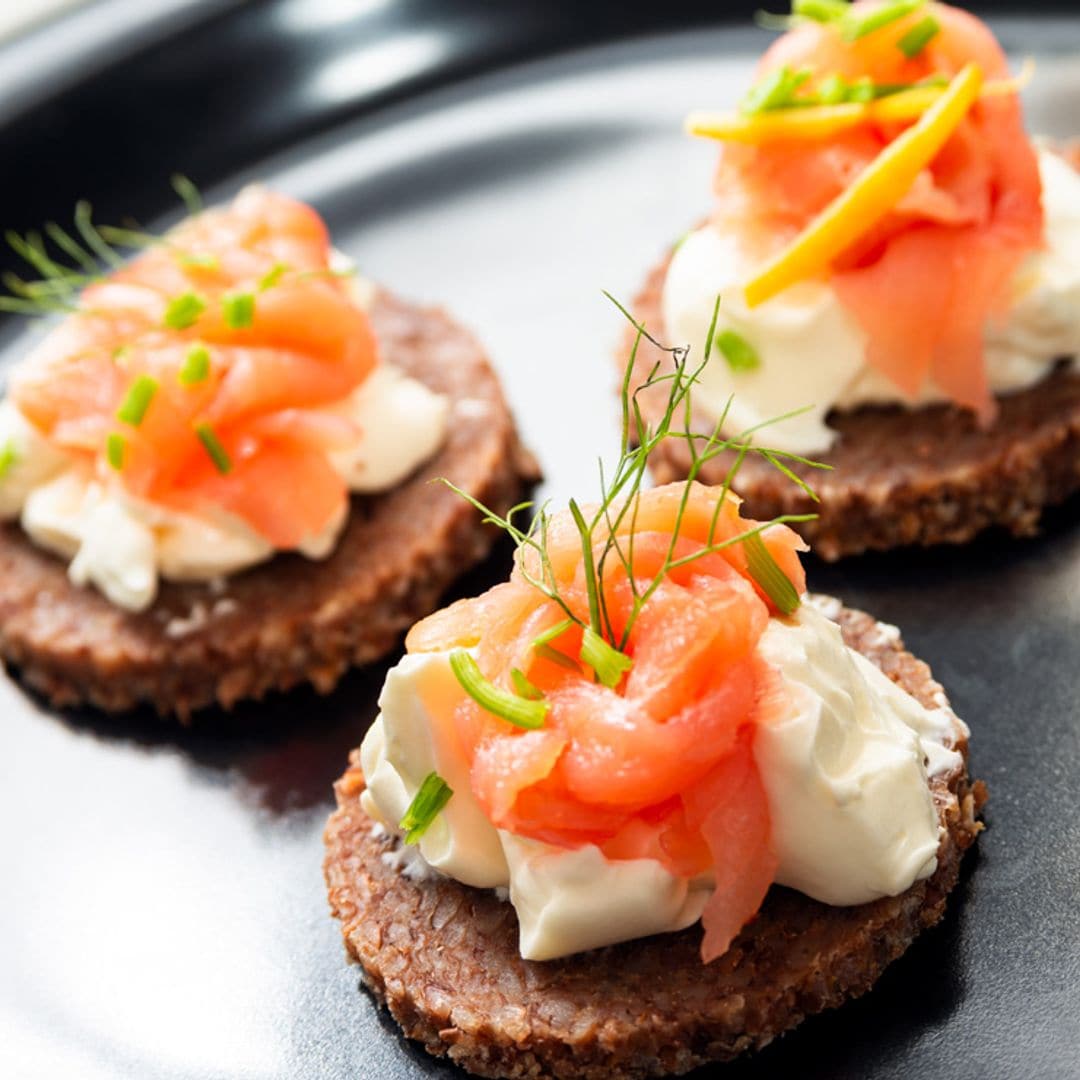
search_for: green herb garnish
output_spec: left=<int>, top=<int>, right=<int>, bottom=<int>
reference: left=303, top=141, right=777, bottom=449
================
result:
left=741, top=65, right=814, bottom=114
left=194, top=422, right=232, bottom=474
left=399, top=772, right=454, bottom=844
left=0, top=440, right=19, bottom=479
left=580, top=626, right=634, bottom=689
left=510, top=668, right=545, bottom=701
left=744, top=532, right=801, bottom=614
left=116, top=375, right=159, bottom=427
left=163, top=291, right=206, bottom=330
left=0, top=179, right=208, bottom=320
left=897, top=13, right=940, bottom=58
left=843, top=0, right=925, bottom=41
left=179, top=252, right=219, bottom=271
left=222, top=291, right=255, bottom=329
left=258, top=262, right=289, bottom=292
left=449, top=649, right=550, bottom=730
left=716, top=329, right=761, bottom=373
left=171, top=173, right=203, bottom=216
left=106, top=432, right=126, bottom=471
left=756, top=0, right=928, bottom=44
left=438, top=293, right=827, bottom=693
left=179, top=344, right=211, bottom=386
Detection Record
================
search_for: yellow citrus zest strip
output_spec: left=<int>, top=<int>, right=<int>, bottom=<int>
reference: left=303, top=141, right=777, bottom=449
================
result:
left=686, top=59, right=1030, bottom=146
left=742, top=61, right=984, bottom=310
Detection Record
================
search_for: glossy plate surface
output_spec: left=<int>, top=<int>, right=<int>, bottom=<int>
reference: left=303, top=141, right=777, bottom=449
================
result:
left=1, top=3, right=1078, bottom=1078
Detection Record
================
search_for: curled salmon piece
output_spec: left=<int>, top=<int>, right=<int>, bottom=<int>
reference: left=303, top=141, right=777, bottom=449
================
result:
left=409, top=482, right=807, bottom=959
left=713, top=2, right=1043, bottom=420
left=11, top=186, right=377, bottom=548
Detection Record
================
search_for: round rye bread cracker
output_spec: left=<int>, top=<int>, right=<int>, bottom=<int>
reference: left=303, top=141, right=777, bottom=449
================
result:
left=324, top=599, right=985, bottom=1080
left=623, top=148, right=1080, bottom=561
left=0, top=289, right=540, bottom=719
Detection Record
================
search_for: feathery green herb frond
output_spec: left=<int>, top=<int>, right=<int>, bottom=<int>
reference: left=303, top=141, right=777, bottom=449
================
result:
left=438, top=292, right=830, bottom=693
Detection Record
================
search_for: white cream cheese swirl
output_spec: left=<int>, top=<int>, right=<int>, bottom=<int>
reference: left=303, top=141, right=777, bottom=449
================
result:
left=0, top=283, right=449, bottom=611
left=360, top=603, right=963, bottom=962
left=662, top=147, right=1080, bottom=454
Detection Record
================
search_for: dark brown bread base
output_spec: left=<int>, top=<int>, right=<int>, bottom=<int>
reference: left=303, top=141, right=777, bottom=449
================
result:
left=324, top=599, right=985, bottom=1080
left=0, top=289, right=539, bottom=719
left=626, top=256, right=1080, bottom=561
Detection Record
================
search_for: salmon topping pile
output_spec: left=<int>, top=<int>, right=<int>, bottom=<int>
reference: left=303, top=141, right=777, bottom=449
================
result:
left=10, top=187, right=377, bottom=548
left=706, top=2, right=1043, bottom=421
left=408, top=482, right=809, bottom=961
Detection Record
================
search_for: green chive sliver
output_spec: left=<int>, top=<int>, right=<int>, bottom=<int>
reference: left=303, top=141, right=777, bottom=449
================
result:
left=258, top=263, right=288, bottom=292
left=222, top=291, right=255, bottom=329
left=179, top=345, right=211, bottom=386
left=0, top=439, right=19, bottom=479
left=716, top=330, right=761, bottom=373
left=579, top=626, right=633, bottom=689
left=792, top=0, right=849, bottom=24
left=106, top=432, right=126, bottom=471
left=741, top=65, right=813, bottom=115
left=449, top=648, right=549, bottom=730
left=510, top=668, right=545, bottom=701
left=194, top=422, right=232, bottom=474
left=816, top=73, right=850, bottom=105
left=116, top=375, right=158, bottom=427
left=163, top=291, right=206, bottom=330
left=400, top=772, right=454, bottom=845
left=897, top=14, right=940, bottom=58
left=179, top=252, right=219, bottom=270
left=842, top=0, right=925, bottom=42
left=531, top=619, right=581, bottom=672
left=744, top=532, right=801, bottom=615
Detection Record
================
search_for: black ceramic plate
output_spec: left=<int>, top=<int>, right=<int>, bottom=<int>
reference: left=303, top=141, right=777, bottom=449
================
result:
left=2, top=3, right=1079, bottom=1078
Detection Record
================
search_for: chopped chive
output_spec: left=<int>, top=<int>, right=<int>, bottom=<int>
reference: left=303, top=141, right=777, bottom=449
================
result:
left=744, top=532, right=801, bottom=615
left=816, top=73, right=850, bottom=104
left=449, top=649, right=549, bottom=730
left=846, top=75, right=877, bottom=103
left=258, top=262, right=288, bottom=292
left=579, top=626, right=633, bottom=689
left=106, top=432, right=126, bottom=471
left=792, top=0, right=850, bottom=22
left=116, top=374, right=158, bottom=427
left=510, top=668, right=545, bottom=701
left=111, top=344, right=132, bottom=364
left=194, top=422, right=232, bottom=474
left=741, top=65, right=814, bottom=115
left=222, top=291, right=255, bottom=329
left=532, top=619, right=575, bottom=648
left=842, top=0, right=925, bottom=41
left=399, top=772, right=454, bottom=845
left=536, top=643, right=581, bottom=672
left=163, top=291, right=206, bottom=330
left=0, top=439, right=19, bottom=479
left=179, top=344, right=211, bottom=386
left=179, top=251, right=219, bottom=271
left=531, top=623, right=581, bottom=672
left=716, top=330, right=761, bottom=373
left=897, top=14, right=940, bottom=58
left=672, top=231, right=691, bottom=254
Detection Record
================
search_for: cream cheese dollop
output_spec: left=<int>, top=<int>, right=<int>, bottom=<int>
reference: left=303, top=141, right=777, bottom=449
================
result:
left=662, top=147, right=1080, bottom=454
left=360, top=604, right=962, bottom=961
left=753, top=604, right=961, bottom=906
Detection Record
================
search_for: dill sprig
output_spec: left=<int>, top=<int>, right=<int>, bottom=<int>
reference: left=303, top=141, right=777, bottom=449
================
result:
left=441, top=292, right=831, bottom=690
left=0, top=178, right=207, bottom=319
